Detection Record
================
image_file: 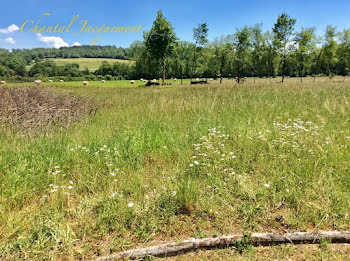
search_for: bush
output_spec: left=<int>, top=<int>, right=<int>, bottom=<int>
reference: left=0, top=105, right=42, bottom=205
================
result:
left=105, top=75, right=113, bottom=81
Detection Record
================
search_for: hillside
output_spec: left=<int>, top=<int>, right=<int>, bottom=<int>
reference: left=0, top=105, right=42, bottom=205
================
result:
left=26, top=58, right=135, bottom=72
left=49, top=58, right=135, bottom=71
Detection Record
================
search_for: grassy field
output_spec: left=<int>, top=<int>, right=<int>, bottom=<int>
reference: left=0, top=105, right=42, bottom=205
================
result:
left=26, top=58, right=135, bottom=71
left=1, top=77, right=350, bottom=260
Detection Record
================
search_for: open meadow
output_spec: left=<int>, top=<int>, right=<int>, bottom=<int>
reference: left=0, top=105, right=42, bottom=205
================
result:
left=26, top=58, right=135, bottom=72
left=1, top=78, right=350, bottom=260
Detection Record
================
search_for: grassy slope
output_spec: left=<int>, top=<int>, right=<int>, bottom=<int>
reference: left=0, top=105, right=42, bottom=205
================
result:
left=1, top=78, right=350, bottom=260
left=26, top=57, right=135, bottom=71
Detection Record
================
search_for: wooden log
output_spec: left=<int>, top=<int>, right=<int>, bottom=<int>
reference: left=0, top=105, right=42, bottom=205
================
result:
left=92, top=231, right=350, bottom=260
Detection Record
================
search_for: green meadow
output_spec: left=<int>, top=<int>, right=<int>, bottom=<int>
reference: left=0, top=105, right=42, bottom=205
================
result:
left=1, top=78, right=350, bottom=260
left=26, top=58, right=135, bottom=71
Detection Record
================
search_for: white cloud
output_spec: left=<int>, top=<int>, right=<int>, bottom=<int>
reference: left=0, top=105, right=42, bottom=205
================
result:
left=4, top=37, right=15, bottom=44
left=72, top=42, right=81, bottom=46
left=36, top=33, right=69, bottom=49
left=0, top=24, right=19, bottom=34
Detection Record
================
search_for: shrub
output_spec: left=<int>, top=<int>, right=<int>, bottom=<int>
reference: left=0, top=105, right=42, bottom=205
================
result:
left=116, top=75, right=124, bottom=80
left=105, top=75, right=113, bottom=81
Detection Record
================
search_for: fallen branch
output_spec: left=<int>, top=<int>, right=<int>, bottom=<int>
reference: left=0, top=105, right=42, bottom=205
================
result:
left=92, top=231, right=350, bottom=260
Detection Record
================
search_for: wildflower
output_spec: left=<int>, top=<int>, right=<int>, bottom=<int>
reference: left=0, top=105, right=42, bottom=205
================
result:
left=189, top=164, right=194, bottom=167
left=49, top=184, right=53, bottom=187
left=128, top=202, right=134, bottom=208
left=194, top=161, right=199, bottom=165
left=112, top=192, right=118, bottom=198
left=110, top=172, right=116, bottom=176
left=106, top=163, right=112, bottom=167
left=163, top=146, right=167, bottom=149
left=69, top=180, right=74, bottom=185
left=172, top=191, right=177, bottom=196
left=264, top=183, right=270, bottom=188
left=67, top=185, right=73, bottom=189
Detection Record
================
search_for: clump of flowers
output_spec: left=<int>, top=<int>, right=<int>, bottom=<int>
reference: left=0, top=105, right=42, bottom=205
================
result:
left=187, top=127, right=237, bottom=177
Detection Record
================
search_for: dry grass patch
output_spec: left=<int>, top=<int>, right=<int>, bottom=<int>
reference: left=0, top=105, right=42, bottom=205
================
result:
left=0, top=86, right=97, bottom=131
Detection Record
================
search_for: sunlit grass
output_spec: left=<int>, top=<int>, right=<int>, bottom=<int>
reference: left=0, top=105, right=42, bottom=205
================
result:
left=1, top=78, right=350, bottom=260
left=25, top=57, right=135, bottom=71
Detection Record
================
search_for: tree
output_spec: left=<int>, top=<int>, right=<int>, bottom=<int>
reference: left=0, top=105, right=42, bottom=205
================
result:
left=145, top=10, right=177, bottom=84
left=264, top=32, right=280, bottom=82
left=337, top=29, right=350, bottom=79
left=192, top=23, right=209, bottom=78
left=251, top=24, right=266, bottom=82
left=320, top=25, right=339, bottom=77
left=234, top=26, right=252, bottom=83
left=273, top=13, right=296, bottom=82
left=294, top=27, right=316, bottom=82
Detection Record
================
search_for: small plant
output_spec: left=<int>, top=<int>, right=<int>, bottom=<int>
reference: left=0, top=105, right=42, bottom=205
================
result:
left=234, top=234, right=252, bottom=253
left=319, top=237, right=329, bottom=250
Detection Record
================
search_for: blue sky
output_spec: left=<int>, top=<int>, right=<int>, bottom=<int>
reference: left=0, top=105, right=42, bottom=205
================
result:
left=0, top=0, right=349, bottom=49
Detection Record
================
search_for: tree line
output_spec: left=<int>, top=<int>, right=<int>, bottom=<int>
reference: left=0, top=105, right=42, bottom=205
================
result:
left=131, top=11, right=350, bottom=83
left=1, top=11, right=350, bottom=82
left=0, top=46, right=129, bottom=79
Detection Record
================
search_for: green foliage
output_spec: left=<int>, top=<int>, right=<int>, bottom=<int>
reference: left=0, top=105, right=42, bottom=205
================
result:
left=234, top=26, right=252, bottom=81
left=193, top=23, right=209, bottom=47
left=144, top=10, right=177, bottom=82
left=273, top=13, right=296, bottom=80
left=320, top=26, right=339, bottom=75
left=234, top=234, right=252, bottom=253
left=294, top=27, right=316, bottom=78
left=192, top=23, right=209, bottom=77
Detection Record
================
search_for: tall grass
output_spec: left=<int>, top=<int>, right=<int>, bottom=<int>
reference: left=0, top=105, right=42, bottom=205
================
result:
left=1, top=79, right=350, bottom=260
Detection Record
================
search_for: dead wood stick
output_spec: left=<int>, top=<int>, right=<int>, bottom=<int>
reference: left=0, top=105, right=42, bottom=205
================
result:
left=93, top=231, right=350, bottom=260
